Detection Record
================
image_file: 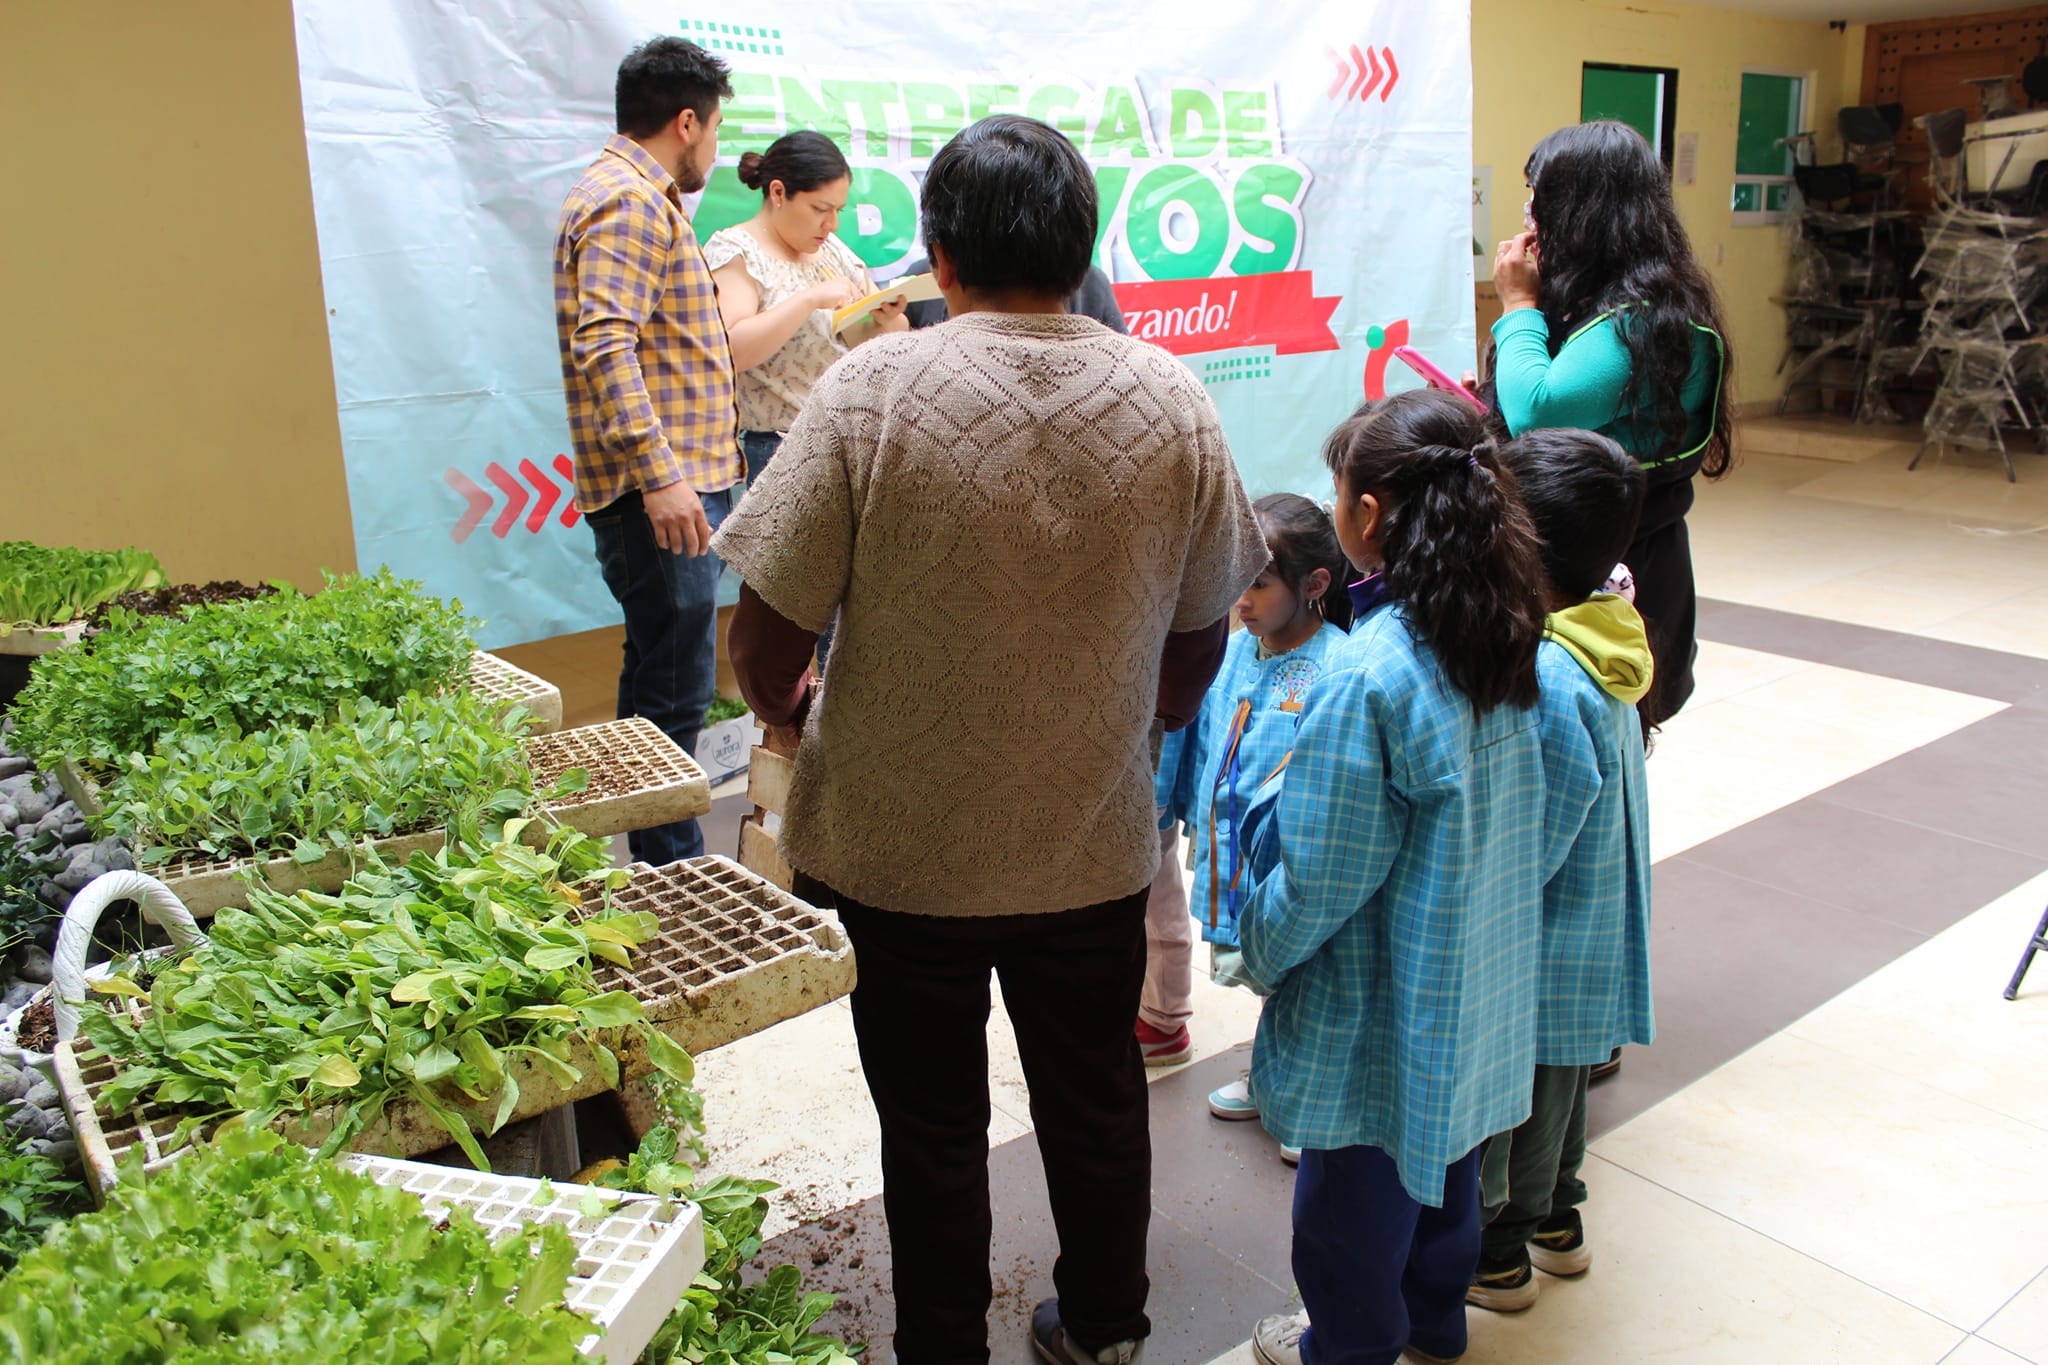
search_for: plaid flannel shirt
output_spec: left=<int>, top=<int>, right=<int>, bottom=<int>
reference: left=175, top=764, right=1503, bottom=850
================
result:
left=1531, top=638, right=1656, bottom=1066
left=1237, top=603, right=1545, bottom=1206
left=554, top=135, right=740, bottom=511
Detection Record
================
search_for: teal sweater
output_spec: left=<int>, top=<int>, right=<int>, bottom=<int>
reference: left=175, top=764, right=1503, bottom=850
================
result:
left=1491, top=308, right=1723, bottom=489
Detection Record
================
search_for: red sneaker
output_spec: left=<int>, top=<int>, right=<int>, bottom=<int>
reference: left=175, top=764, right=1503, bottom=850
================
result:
left=1134, top=1019, right=1192, bottom=1067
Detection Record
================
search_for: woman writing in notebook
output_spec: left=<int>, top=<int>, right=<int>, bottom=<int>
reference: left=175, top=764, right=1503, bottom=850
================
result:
left=706, top=131, right=910, bottom=490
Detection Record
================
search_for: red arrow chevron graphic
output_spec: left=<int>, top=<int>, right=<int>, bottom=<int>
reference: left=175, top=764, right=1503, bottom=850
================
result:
left=1382, top=47, right=1399, bottom=100
left=519, top=458, right=559, bottom=533
left=484, top=462, right=527, bottom=539
left=1358, top=45, right=1384, bottom=101
left=551, top=455, right=582, bottom=528
left=445, top=469, right=492, bottom=544
left=1348, top=44, right=1371, bottom=101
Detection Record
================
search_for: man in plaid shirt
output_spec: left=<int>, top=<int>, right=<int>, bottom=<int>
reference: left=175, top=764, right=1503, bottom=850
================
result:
left=555, top=37, right=742, bottom=864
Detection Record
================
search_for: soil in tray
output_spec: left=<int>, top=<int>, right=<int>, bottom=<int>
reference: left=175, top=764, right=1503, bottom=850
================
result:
left=82, top=581, right=278, bottom=634
left=528, top=751, right=639, bottom=803
left=17, top=997, right=55, bottom=1054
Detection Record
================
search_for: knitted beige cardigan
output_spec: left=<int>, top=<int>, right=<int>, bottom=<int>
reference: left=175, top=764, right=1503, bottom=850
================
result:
left=713, top=311, right=1267, bottom=917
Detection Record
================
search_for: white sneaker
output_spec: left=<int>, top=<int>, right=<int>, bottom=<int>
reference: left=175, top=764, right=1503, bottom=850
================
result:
left=1251, top=1312, right=1308, bottom=1365
left=1208, top=1075, right=1260, bottom=1121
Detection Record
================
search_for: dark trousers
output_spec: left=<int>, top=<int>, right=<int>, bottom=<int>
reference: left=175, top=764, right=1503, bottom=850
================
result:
left=587, top=485, right=733, bottom=865
left=1479, top=1064, right=1591, bottom=1256
left=796, top=874, right=1153, bottom=1364
left=740, top=429, right=836, bottom=665
left=1294, top=1144, right=1483, bottom=1365
left=1629, top=514, right=1697, bottom=726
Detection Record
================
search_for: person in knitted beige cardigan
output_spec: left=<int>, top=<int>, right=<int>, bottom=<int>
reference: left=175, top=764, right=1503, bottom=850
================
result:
left=714, top=115, right=1267, bottom=1365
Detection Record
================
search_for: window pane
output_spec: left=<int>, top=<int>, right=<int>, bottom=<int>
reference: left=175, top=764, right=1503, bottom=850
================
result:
left=1765, top=182, right=1790, bottom=211
left=1583, top=66, right=1662, bottom=150
left=1732, top=182, right=1762, bottom=212
left=1737, top=73, right=1802, bottom=177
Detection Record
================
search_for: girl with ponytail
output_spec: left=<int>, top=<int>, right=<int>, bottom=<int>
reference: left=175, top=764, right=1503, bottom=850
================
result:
left=1235, top=388, right=1550, bottom=1365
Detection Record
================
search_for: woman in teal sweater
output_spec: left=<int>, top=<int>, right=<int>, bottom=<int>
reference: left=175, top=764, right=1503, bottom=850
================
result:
left=1489, top=120, right=1732, bottom=724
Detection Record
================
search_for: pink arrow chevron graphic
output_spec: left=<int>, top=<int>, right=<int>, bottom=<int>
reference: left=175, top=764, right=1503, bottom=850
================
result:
left=445, top=469, right=492, bottom=544
left=446, top=456, right=582, bottom=541
left=1326, top=44, right=1402, bottom=104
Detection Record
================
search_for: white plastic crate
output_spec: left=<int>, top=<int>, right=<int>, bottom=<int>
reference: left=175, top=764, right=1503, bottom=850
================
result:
left=0, top=619, right=88, bottom=657
left=339, top=1153, right=704, bottom=1364
left=601, top=855, right=855, bottom=1058
left=140, top=718, right=710, bottom=917
left=469, top=649, right=565, bottom=732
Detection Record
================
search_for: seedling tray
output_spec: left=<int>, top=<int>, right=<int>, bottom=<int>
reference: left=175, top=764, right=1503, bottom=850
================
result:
left=0, top=620, right=88, bottom=657
left=598, top=855, right=855, bottom=1059
left=56, top=1017, right=629, bottom=1203
left=138, top=718, right=709, bottom=917
left=50, top=649, right=568, bottom=821
left=469, top=649, right=563, bottom=732
left=339, top=1152, right=704, bottom=1363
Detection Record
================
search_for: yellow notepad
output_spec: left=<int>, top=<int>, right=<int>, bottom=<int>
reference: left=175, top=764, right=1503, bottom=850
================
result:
left=831, top=273, right=942, bottom=333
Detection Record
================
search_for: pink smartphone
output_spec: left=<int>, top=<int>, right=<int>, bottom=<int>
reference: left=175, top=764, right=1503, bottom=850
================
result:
left=1393, top=346, right=1489, bottom=415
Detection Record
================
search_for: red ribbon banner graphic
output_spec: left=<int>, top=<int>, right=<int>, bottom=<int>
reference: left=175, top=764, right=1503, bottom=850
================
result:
left=1113, top=270, right=1342, bottom=358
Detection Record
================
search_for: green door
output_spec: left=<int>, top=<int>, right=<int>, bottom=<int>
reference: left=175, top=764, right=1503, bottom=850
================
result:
left=1582, top=64, right=1671, bottom=162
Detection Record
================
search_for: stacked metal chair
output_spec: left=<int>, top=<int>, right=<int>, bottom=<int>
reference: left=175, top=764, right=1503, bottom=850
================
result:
left=1903, top=104, right=2048, bottom=482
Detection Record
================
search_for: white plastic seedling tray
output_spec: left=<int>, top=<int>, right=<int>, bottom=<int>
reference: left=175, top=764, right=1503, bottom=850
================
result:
left=55, top=1021, right=630, bottom=1203
left=339, top=1153, right=705, bottom=1364
left=135, top=718, right=709, bottom=917
left=469, top=649, right=564, bottom=732
left=598, top=856, right=855, bottom=1059
left=0, top=619, right=88, bottom=657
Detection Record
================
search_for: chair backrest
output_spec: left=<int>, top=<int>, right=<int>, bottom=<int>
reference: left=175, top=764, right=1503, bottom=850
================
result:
left=2025, top=57, right=2048, bottom=108
left=1840, top=104, right=1899, bottom=149
left=1794, top=162, right=1860, bottom=204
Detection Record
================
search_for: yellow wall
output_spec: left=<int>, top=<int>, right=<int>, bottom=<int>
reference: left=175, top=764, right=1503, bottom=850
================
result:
left=1473, top=0, right=1866, bottom=407
left=0, top=2, right=354, bottom=589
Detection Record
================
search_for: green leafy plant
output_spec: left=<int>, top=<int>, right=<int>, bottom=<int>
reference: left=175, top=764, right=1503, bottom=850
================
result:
left=704, top=697, right=752, bottom=726
left=99, top=692, right=550, bottom=866
left=0, top=1125, right=88, bottom=1273
left=594, top=1127, right=860, bottom=1365
left=10, top=568, right=475, bottom=778
left=0, top=834, right=62, bottom=950
left=0, top=1127, right=592, bottom=1363
left=79, top=823, right=696, bottom=1169
left=0, top=541, right=163, bottom=630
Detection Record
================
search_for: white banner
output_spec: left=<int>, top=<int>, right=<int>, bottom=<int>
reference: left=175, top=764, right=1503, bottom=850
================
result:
left=293, top=0, right=1473, bottom=646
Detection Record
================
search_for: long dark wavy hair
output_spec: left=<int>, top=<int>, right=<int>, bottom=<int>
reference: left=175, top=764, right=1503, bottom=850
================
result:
left=1526, top=121, right=1735, bottom=479
left=1323, top=390, right=1546, bottom=713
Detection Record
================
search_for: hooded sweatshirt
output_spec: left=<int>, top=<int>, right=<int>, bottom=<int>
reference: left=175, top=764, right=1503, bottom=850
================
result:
left=1530, top=595, right=1657, bottom=1067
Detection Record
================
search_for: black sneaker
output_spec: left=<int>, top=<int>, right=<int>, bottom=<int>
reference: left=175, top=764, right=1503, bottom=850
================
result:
left=1465, top=1245, right=1538, bottom=1312
left=1529, top=1208, right=1592, bottom=1276
left=1030, top=1298, right=1145, bottom=1365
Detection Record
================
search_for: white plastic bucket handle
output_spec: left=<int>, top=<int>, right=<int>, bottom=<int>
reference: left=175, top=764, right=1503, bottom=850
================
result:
left=52, top=870, right=207, bottom=1043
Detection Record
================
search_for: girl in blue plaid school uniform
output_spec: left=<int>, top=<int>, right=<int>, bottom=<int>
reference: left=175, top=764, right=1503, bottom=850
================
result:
left=1235, top=389, right=1551, bottom=1365
left=1148, top=495, right=1353, bottom=1145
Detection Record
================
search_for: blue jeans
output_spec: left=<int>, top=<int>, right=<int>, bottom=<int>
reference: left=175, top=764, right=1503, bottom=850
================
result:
left=741, top=429, right=836, bottom=666
left=1293, top=1144, right=1483, bottom=1365
left=586, top=484, right=733, bottom=865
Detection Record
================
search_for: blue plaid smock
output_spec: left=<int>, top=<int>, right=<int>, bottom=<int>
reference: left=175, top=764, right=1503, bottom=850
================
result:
left=1531, top=638, right=1656, bottom=1066
left=1237, top=603, right=1545, bottom=1206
